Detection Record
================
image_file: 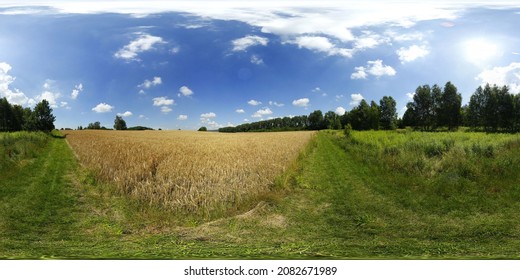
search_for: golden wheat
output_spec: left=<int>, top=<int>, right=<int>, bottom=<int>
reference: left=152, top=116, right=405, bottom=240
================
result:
left=66, top=130, right=314, bottom=216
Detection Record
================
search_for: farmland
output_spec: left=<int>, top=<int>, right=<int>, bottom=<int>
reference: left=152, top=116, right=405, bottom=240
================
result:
left=65, top=130, right=314, bottom=220
left=2, top=129, right=520, bottom=259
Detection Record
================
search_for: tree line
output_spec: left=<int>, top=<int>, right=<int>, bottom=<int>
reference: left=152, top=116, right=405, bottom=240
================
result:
left=220, top=82, right=520, bottom=133
left=0, top=98, right=55, bottom=132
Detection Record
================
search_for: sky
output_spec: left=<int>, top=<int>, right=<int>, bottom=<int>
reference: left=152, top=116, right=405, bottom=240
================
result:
left=1, top=1, right=520, bottom=130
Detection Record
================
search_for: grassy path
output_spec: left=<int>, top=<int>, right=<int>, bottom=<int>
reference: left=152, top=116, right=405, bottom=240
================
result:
left=0, top=138, right=79, bottom=258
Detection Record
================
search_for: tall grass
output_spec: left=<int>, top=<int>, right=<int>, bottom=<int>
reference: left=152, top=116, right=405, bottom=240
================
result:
left=66, top=130, right=315, bottom=219
left=334, top=130, right=520, bottom=215
left=0, top=131, right=49, bottom=170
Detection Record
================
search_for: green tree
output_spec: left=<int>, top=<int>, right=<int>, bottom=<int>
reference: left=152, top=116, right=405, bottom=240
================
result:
left=198, top=126, right=208, bottom=131
left=324, top=110, right=341, bottom=129
left=308, top=110, right=325, bottom=130
left=113, top=115, right=127, bottom=130
left=0, top=97, right=13, bottom=131
left=379, top=96, right=397, bottom=130
left=438, top=81, right=462, bottom=130
left=412, top=85, right=434, bottom=130
left=32, top=99, right=55, bottom=132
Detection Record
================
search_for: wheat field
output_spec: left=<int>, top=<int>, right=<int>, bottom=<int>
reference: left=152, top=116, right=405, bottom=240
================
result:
left=65, top=130, right=314, bottom=216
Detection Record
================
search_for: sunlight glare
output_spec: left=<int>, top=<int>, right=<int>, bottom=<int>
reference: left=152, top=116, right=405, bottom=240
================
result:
left=464, top=38, right=499, bottom=64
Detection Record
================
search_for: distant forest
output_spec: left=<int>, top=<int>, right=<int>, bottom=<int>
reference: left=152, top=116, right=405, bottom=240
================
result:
left=220, top=82, right=520, bottom=133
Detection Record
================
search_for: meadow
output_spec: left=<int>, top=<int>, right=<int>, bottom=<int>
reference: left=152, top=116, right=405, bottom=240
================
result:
left=2, top=129, right=520, bottom=259
left=65, top=130, right=315, bottom=220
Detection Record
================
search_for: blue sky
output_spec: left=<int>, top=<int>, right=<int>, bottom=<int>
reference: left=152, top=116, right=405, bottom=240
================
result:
left=1, top=1, right=520, bottom=130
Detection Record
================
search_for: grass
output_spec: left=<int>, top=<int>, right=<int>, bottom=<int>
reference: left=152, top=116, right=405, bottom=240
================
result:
left=1, top=130, right=520, bottom=259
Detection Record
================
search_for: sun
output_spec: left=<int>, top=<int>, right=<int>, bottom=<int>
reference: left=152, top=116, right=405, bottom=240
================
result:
left=463, top=38, right=500, bottom=65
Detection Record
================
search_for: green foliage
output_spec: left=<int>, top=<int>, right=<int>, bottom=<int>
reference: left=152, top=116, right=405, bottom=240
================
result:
left=0, top=98, right=55, bottom=132
left=113, top=116, right=127, bottom=130
left=198, top=126, right=208, bottom=131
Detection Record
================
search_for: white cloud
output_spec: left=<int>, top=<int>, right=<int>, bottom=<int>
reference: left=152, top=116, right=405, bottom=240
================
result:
left=406, top=92, right=415, bottom=100
left=390, top=31, right=425, bottom=42
left=37, top=91, right=61, bottom=108
left=351, top=60, right=396, bottom=79
left=152, top=96, right=174, bottom=106
left=236, top=109, right=245, bottom=113
left=292, top=98, right=310, bottom=107
left=0, top=62, right=31, bottom=106
left=200, top=112, right=216, bottom=118
left=354, top=32, right=389, bottom=50
left=117, top=111, right=133, bottom=117
left=178, top=85, right=193, bottom=97
left=92, top=102, right=114, bottom=113
left=269, top=101, right=284, bottom=107
left=350, top=93, right=364, bottom=106
left=177, top=114, right=188, bottom=120
left=290, top=36, right=353, bottom=58
left=232, top=35, right=268, bottom=52
left=115, top=33, right=165, bottom=61
left=335, top=106, right=346, bottom=116
left=476, top=62, right=520, bottom=93
left=252, top=107, right=273, bottom=118
left=160, top=106, right=172, bottom=113
left=250, top=54, right=264, bottom=65
left=396, top=45, right=430, bottom=63
left=248, top=99, right=262, bottom=106
left=71, top=83, right=83, bottom=100
left=335, top=94, right=344, bottom=101
left=351, top=66, right=368, bottom=79
left=139, top=76, right=162, bottom=89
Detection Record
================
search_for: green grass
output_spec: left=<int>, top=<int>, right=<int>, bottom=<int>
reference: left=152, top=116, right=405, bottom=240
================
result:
left=1, top=130, right=520, bottom=259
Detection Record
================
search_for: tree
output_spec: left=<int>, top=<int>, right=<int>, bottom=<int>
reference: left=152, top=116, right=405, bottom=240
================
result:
left=402, top=102, right=416, bottom=127
left=0, top=97, right=13, bottom=131
left=308, top=110, right=325, bottom=130
left=113, top=115, right=127, bottom=130
left=324, top=110, right=341, bottom=129
left=369, top=101, right=380, bottom=130
left=349, top=99, right=371, bottom=130
left=198, top=126, right=208, bottom=131
left=438, top=81, right=462, bottom=130
left=87, top=121, right=101, bottom=129
left=32, top=99, right=55, bottom=132
left=412, top=85, right=434, bottom=130
left=379, top=96, right=397, bottom=130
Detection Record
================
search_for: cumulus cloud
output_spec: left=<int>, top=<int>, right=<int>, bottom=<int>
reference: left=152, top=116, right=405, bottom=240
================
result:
left=161, top=106, right=172, bottom=113
left=178, top=85, right=193, bottom=97
left=139, top=76, right=162, bottom=89
left=152, top=96, right=174, bottom=106
left=351, top=60, right=396, bottom=79
left=292, top=98, right=310, bottom=107
left=248, top=99, right=262, bottom=106
left=354, top=32, right=390, bottom=50
left=71, top=83, right=83, bottom=100
left=252, top=107, right=273, bottom=118
left=177, top=114, right=188, bottom=120
left=406, top=92, right=415, bottom=100
left=232, top=35, right=268, bottom=52
left=37, top=91, right=61, bottom=108
left=117, top=111, right=133, bottom=117
left=0, top=62, right=32, bottom=106
left=236, top=109, right=245, bottom=113
left=92, top=102, right=114, bottom=113
left=200, top=112, right=216, bottom=118
left=350, top=93, right=364, bottom=106
left=290, top=36, right=353, bottom=58
left=396, top=45, right=430, bottom=63
left=115, top=33, right=165, bottom=61
left=476, top=62, right=520, bottom=93
left=335, top=106, right=346, bottom=115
